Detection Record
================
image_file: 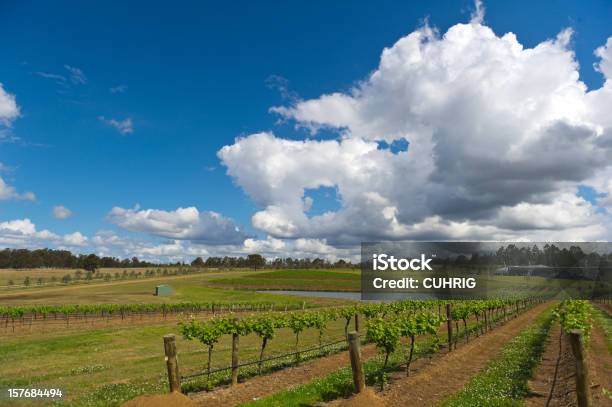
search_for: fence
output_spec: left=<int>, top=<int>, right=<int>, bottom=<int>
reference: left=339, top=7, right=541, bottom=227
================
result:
left=1, top=301, right=316, bottom=335
left=163, top=299, right=537, bottom=395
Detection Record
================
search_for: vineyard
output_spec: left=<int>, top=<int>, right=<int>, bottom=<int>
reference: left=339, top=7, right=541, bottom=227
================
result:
left=0, top=301, right=316, bottom=334
left=555, top=299, right=594, bottom=339
left=177, top=298, right=538, bottom=393
left=2, top=264, right=609, bottom=407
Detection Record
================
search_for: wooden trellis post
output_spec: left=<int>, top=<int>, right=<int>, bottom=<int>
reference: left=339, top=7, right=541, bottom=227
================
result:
left=348, top=332, right=365, bottom=394
left=568, top=330, right=591, bottom=407
left=163, top=334, right=181, bottom=393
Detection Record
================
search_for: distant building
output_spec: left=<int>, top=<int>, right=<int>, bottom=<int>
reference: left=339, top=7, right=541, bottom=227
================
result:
left=155, top=284, right=173, bottom=296
left=494, top=265, right=553, bottom=277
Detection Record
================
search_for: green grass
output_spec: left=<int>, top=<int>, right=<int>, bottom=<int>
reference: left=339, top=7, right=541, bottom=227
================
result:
left=0, top=270, right=350, bottom=306
left=210, top=269, right=360, bottom=291
left=592, top=305, right=612, bottom=352
left=240, top=334, right=443, bottom=407
left=440, top=306, right=554, bottom=407
left=239, top=302, right=531, bottom=407
left=0, top=315, right=350, bottom=406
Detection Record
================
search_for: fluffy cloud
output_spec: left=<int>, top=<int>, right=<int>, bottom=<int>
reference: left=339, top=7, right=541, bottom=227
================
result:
left=63, top=231, right=87, bottom=246
left=0, top=84, right=20, bottom=126
left=0, top=219, right=58, bottom=246
left=0, top=217, right=357, bottom=262
left=107, top=206, right=249, bottom=245
left=98, top=116, right=133, bottom=134
left=0, top=176, right=35, bottom=201
left=220, top=17, right=612, bottom=243
left=595, top=37, right=612, bottom=81
left=52, top=205, right=73, bottom=219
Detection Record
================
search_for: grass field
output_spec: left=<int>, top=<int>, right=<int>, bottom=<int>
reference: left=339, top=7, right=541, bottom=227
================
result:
left=209, top=269, right=360, bottom=291
left=0, top=269, right=353, bottom=306
left=0, top=267, right=194, bottom=287
left=0, top=267, right=603, bottom=407
left=0, top=268, right=359, bottom=405
left=0, top=312, right=350, bottom=406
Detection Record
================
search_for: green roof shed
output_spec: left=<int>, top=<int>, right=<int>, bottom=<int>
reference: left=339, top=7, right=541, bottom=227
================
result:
left=155, top=284, right=173, bottom=296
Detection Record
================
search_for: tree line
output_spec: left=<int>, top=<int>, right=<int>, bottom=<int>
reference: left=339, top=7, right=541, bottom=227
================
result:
left=0, top=248, right=357, bottom=271
left=190, top=255, right=356, bottom=270
left=0, top=249, right=159, bottom=270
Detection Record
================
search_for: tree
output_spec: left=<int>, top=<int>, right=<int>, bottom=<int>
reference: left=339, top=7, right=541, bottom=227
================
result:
left=247, top=254, right=266, bottom=270
left=82, top=254, right=99, bottom=272
left=191, top=257, right=205, bottom=267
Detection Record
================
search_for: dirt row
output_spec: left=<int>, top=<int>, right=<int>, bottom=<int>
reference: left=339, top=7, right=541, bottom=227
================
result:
left=189, top=302, right=550, bottom=407
left=374, top=301, right=551, bottom=406
left=526, top=322, right=577, bottom=407
left=527, top=305, right=611, bottom=407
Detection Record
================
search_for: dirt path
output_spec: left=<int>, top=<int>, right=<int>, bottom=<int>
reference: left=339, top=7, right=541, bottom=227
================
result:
left=588, top=319, right=612, bottom=406
left=190, top=303, right=548, bottom=407
left=374, top=302, right=551, bottom=407
left=190, top=343, right=379, bottom=407
left=189, top=306, right=509, bottom=406
left=526, top=322, right=576, bottom=407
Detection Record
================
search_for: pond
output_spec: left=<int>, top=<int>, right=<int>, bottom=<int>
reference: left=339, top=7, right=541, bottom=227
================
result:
left=256, top=290, right=437, bottom=301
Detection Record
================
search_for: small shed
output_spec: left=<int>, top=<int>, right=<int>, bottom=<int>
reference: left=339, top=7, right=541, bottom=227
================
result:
left=155, top=284, right=173, bottom=296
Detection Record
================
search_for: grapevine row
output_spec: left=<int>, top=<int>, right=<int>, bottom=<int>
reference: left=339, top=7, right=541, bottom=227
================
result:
left=179, top=298, right=534, bottom=390
left=554, top=299, right=593, bottom=340
left=0, top=301, right=305, bottom=326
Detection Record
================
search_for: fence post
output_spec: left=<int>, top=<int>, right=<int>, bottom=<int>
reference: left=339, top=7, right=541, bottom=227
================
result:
left=446, top=304, right=453, bottom=351
left=302, top=301, right=306, bottom=311
left=348, top=332, right=365, bottom=394
left=163, top=334, right=181, bottom=393
left=354, top=314, right=360, bottom=332
left=231, top=333, right=240, bottom=386
left=568, top=330, right=591, bottom=407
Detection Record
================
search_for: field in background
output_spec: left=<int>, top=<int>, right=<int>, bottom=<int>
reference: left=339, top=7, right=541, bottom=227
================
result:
left=0, top=312, right=350, bottom=406
left=1, top=267, right=606, bottom=407
left=0, top=267, right=192, bottom=287
left=0, top=268, right=355, bottom=405
left=209, top=269, right=360, bottom=291
left=0, top=269, right=352, bottom=306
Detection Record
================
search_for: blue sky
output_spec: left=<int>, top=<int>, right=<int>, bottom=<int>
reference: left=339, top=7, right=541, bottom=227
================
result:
left=1, top=1, right=612, bottom=260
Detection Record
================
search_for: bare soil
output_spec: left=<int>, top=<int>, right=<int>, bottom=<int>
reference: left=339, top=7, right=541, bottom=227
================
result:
left=589, top=320, right=612, bottom=406
left=527, top=311, right=611, bottom=407
left=338, top=388, right=386, bottom=407
left=526, top=322, right=577, bottom=407
left=370, top=302, right=550, bottom=407
left=123, top=392, right=196, bottom=407
left=190, top=343, right=379, bottom=407
left=191, top=303, right=548, bottom=407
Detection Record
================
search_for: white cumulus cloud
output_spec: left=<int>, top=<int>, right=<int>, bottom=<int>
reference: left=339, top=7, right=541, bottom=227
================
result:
left=63, top=231, right=88, bottom=246
left=52, top=205, right=73, bottom=219
left=0, top=176, right=35, bottom=201
left=0, top=84, right=20, bottom=126
left=107, top=206, right=249, bottom=245
left=220, top=17, right=612, bottom=243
